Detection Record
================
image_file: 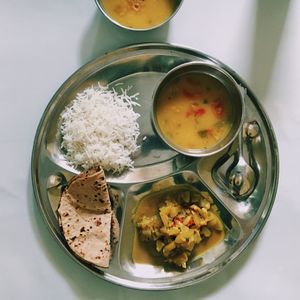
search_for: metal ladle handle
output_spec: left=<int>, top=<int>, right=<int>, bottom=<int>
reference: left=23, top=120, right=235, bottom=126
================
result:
left=245, top=121, right=260, bottom=170
left=227, top=121, right=261, bottom=199
left=211, top=120, right=261, bottom=200
left=227, top=125, right=246, bottom=191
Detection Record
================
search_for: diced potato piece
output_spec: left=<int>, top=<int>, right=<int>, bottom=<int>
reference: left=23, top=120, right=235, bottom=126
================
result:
left=160, top=226, right=180, bottom=236
left=136, top=215, right=162, bottom=241
left=192, top=229, right=201, bottom=244
left=181, top=229, right=201, bottom=249
left=199, top=207, right=208, bottom=218
left=192, top=213, right=206, bottom=227
left=156, top=240, right=165, bottom=252
left=159, top=212, right=169, bottom=226
left=190, top=204, right=201, bottom=213
left=201, top=226, right=212, bottom=238
left=199, top=198, right=211, bottom=210
left=182, top=242, right=195, bottom=252
left=159, top=201, right=180, bottom=226
left=183, top=215, right=192, bottom=226
left=175, top=227, right=201, bottom=249
left=208, top=214, right=224, bottom=231
left=170, top=252, right=189, bottom=268
left=163, top=241, right=176, bottom=257
left=175, top=232, right=187, bottom=244
left=139, top=228, right=152, bottom=241
left=169, top=206, right=180, bottom=218
left=206, top=211, right=215, bottom=222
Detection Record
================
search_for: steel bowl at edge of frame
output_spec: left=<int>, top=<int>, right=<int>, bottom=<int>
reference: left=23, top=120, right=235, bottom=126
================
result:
left=151, top=61, right=245, bottom=157
left=94, top=0, right=183, bottom=31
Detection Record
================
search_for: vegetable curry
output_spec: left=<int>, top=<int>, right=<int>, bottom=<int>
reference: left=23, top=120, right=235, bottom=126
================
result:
left=156, top=73, right=233, bottom=150
left=132, top=187, right=225, bottom=268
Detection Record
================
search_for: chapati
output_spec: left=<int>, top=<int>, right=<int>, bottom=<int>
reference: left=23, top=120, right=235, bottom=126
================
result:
left=57, top=166, right=119, bottom=268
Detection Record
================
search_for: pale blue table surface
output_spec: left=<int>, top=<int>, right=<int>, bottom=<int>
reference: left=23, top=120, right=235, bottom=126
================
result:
left=0, top=0, right=298, bottom=299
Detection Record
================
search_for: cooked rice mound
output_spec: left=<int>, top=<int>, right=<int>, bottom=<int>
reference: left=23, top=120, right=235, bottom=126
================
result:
left=60, top=84, right=140, bottom=173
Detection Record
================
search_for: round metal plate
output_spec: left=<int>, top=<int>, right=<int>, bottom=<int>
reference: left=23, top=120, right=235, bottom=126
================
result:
left=31, top=43, right=279, bottom=290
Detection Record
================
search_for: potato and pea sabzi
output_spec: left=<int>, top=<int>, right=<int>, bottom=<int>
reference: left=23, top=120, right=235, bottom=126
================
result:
left=133, top=189, right=224, bottom=269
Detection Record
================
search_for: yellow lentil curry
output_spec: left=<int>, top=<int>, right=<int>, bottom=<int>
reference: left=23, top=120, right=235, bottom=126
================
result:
left=156, top=73, right=233, bottom=150
left=132, top=188, right=225, bottom=268
left=100, top=0, right=175, bottom=29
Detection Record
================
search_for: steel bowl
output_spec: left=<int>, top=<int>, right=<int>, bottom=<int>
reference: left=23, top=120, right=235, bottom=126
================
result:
left=152, top=61, right=245, bottom=157
left=94, top=0, right=183, bottom=31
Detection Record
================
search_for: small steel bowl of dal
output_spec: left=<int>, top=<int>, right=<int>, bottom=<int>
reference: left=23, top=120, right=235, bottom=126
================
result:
left=95, top=0, right=183, bottom=31
left=152, top=62, right=245, bottom=157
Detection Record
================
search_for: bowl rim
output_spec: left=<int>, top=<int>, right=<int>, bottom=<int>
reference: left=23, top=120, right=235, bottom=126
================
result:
left=94, top=0, right=183, bottom=31
left=151, top=61, right=245, bottom=157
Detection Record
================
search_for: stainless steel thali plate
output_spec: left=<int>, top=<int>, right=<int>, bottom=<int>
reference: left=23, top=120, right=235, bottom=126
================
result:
left=31, top=43, right=279, bottom=290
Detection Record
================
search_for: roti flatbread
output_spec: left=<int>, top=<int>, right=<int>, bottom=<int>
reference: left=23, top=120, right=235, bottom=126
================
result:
left=57, top=166, right=119, bottom=268
left=111, top=212, right=120, bottom=244
left=66, top=167, right=111, bottom=213
left=59, top=193, right=112, bottom=267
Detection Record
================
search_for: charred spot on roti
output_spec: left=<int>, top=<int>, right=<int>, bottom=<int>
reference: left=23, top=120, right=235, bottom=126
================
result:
left=95, top=220, right=102, bottom=226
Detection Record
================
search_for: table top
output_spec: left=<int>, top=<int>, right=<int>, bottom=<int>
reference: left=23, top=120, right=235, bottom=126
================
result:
left=1, top=0, right=299, bottom=299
